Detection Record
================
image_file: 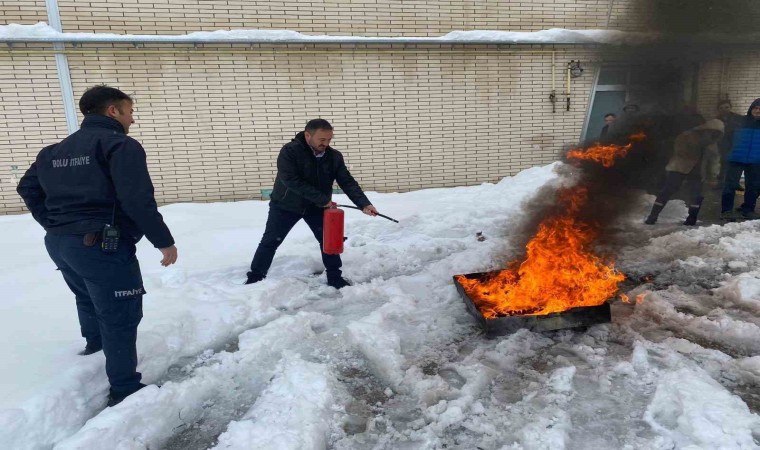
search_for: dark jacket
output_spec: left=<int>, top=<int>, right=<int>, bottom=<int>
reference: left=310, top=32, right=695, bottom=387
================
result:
left=728, top=98, right=760, bottom=164
left=717, top=110, right=743, bottom=154
left=270, top=131, right=371, bottom=214
left=16, top=115, right=174, bottom=248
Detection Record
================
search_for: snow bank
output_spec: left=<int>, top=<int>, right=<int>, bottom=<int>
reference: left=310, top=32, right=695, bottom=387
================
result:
left=211, top=353, right=339, bottom=450
left=645, top=368, right=760, bottom=449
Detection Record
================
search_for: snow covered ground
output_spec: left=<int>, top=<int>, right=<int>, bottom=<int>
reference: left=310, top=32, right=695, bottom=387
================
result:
left=1, top=163, right=760, bottom=449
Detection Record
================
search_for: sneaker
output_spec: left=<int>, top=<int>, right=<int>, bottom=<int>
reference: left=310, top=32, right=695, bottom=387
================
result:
left=107, top=383, right=147, bottom=407
left=78, top=342, right=102, bottom=356
left=327, top=276, right=351, bottom=289
left=742, top=211, right=759, bottom=220
left=244, top=272, right=265, bottom=285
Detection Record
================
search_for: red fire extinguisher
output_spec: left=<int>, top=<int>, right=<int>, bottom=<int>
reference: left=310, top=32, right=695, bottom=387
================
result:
left=323, top=206, right=345, bottom=255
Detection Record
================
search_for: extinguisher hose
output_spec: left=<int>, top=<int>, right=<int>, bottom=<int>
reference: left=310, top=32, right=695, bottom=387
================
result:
left=335, top=204, right=399, bottom=223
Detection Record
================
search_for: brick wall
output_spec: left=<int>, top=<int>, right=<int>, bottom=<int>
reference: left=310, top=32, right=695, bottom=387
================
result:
left=0, top=0, right=46, bottom=24
left=697, top=51, right=760, bottom=120
left=55, top=0, right=638, bottom=35
left=722, top=51, right=760, bottom=115
left=0, top=50, right=68, bottom=213
left=0, top=0, right=674, bottom=214
left=1, top=43, right=595, bottom=213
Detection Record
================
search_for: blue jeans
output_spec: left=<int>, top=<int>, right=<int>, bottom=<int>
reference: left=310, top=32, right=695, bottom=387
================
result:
left=722, top=162, right=760, bottom=213
left=249, top=203, right=342, bottom=278
left=45, top=233, right=144, bottom=396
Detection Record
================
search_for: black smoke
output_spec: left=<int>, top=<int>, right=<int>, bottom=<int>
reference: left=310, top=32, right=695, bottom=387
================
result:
left=511, top=0, right=760, bottom=255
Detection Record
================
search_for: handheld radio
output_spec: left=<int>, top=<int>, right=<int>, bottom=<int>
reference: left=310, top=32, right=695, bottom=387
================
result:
left=101, top=204, right=120, bottom=253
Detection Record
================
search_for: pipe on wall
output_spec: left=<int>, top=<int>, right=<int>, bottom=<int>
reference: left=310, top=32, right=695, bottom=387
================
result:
left=45, top=0, right=78, bottom=134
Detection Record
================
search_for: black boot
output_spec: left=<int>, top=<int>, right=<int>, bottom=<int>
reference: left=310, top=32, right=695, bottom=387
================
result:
left=78, top=341, right=102, bottom=356
left=645, top=203, right=665, bottom=225
left=107, top=383, right=147, bottom=407
left=684, top=198, right=703, bottom=226
left=683, top=206, right=700, bottom=226
left=327, top=272, right=351, bottom=289
left=244, top=272, right=265, bottom=285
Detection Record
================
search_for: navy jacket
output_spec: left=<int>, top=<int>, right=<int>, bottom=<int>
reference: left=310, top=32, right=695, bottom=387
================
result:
left=16, top=115, right=174, bottom=248
left=728, top=98, right=760, bottom=164
left=270, top=131, right=371, bottom=214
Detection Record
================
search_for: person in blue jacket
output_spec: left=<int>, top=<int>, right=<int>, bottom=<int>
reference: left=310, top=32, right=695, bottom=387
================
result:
left=16, top=85, right=178, bottom=407
left=721, top=98, right=760, bottom=221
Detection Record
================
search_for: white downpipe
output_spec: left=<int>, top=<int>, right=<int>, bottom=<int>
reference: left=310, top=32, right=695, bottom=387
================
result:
left=46, top=0, right=78, bottom=134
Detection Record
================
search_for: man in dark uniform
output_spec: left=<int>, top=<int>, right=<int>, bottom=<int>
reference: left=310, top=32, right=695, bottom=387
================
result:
left=17, top=85, right=177, bottom=407
left=246, top=119, right=378, bottom=288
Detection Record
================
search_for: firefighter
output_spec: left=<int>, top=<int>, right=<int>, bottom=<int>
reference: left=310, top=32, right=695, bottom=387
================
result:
left=17, top=85, right=177, bottom=407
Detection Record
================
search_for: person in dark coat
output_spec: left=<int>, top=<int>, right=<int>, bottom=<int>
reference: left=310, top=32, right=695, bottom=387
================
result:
left=721, top=98, right=760, bottom=221
left=645, top=119, right=724, bottom=225
left=16, top=85, right=177, bottom=407
left=599, top=113, right=616, bottom=141
left=246, top=119, right=378, bottom=288
left=716, top=99, right=745, bottom=189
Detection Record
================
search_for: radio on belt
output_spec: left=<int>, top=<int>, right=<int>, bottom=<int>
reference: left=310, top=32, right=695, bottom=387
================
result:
left=101, top=224, right=120, bottom=252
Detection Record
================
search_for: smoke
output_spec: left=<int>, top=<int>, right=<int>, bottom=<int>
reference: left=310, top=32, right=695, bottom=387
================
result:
left=508, top=0, right=760, bottom=256
left=643, top=0, right=759, bottom=35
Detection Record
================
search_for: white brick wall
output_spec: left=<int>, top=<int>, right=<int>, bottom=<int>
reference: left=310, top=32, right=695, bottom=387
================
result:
left=1, top=43, right=595, bottom=213
left=55, top=0, right=644, bottom=35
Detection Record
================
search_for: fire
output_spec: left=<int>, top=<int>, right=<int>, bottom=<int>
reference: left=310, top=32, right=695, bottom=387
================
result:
left=455, top=133, right=647, bottom=319
left=566, top=132, right=646, bottom=167
left=455, top=186, right=624, bottom=318
left=620, top=293, right=647, bottom=304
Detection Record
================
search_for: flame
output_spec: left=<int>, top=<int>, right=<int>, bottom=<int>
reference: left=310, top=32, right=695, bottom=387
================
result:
left=456, top=133, right=648, bottom=319
left=456, top=186, right=625, bottom=318
left=566, top=132, right=646, bottom=167
left=621, top=293, right=647, bottom=304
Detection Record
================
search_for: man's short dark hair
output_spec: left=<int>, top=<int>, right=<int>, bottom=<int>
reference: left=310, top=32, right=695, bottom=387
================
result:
left=79, top=85, right=132, bottom=115
left=604, top=113, right=616, bottom=119
left=305, top=119, right=333, bottom=133
left=717, top=99, right=732, bottom=108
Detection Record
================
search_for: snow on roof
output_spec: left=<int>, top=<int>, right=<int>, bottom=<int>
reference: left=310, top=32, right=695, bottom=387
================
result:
left=0, top=22, right=652, bottom=45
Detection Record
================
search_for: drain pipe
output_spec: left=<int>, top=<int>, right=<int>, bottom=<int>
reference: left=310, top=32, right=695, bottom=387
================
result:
left=606, top=0, right=615, bottom=28
left=550, top=51, right=557, bottom=113
left=45, top=0, right=78, bottom=134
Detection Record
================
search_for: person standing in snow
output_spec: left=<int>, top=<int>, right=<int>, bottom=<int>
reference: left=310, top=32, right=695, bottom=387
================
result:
left=16, top=85, right=177, bottom=407
left=721, top=98, right=760, bottom=221
left=716, top=99, right=745, bottom=190
left=644, top=119, right=724, bottom=225
left=246, top=119, right=378, bottom=288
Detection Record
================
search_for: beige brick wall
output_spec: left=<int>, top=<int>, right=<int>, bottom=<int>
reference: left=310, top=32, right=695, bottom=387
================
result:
left=0, top=51, right=68, bottom=213
left=722, top=52, right=760, bottom=116
left=1, top=44, right=595, bottom=213
left=55, top=0, right=640, bottom=35
left=0, top=0, right=47, bottom=24
left=697, top=51, right=760, bottom=120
